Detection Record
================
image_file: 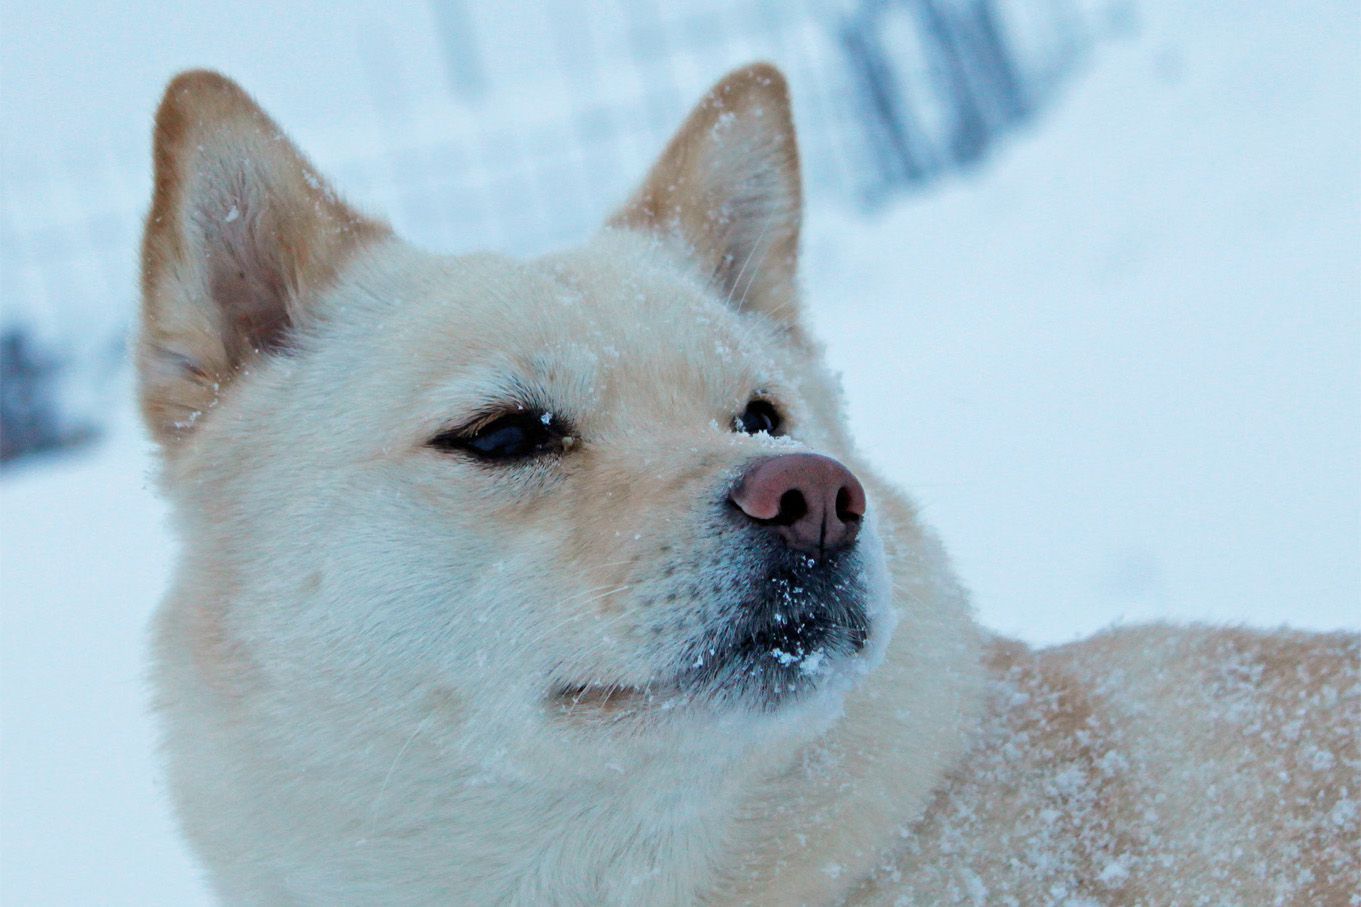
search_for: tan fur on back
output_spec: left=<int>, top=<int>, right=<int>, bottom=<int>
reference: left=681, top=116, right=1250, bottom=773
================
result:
left=137, top=65, right=1359, bottom=906
left=854, top=628, right=1359, bottom=905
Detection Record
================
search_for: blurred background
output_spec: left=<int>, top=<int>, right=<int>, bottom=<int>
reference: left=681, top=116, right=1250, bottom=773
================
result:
left=1, top=0, right=1357, bottom=902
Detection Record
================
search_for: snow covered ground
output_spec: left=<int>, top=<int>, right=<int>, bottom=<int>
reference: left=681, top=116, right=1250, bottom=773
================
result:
left=2, top=1, right=1358, bottom=903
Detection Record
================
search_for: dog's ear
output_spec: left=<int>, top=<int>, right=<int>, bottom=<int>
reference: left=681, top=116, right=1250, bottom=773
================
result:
left=137, top=70, right=388, bottom=447
left=610, top=63, right=802, bottom=327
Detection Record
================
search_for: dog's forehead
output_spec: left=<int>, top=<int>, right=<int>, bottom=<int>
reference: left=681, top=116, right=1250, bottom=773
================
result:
left=369, top=238, right=784, bottom=420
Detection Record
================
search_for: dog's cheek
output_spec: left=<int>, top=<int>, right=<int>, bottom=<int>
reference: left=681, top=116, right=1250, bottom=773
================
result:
left=177, top=587, right=260, bottom=706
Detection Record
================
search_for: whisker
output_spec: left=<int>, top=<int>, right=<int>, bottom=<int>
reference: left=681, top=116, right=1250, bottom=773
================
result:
left=724, top=215, right=777, bottom=314
left=363, top=710, right=436, bottom=838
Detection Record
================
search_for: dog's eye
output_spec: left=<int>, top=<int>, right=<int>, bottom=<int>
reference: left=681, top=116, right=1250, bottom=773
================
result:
left=735, top=399, right=782, bottom=436
left=430, top=411, right=565, bottom=462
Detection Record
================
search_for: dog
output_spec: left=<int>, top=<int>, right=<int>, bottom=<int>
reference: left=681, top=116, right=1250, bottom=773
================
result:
left=138, top=64, right=1358, bottom=905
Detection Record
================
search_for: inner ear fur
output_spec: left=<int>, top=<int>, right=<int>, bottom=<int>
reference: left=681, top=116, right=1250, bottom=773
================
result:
left=610, top=63, right=804, bottom=326
left=138, top=70, right=388, bottom=447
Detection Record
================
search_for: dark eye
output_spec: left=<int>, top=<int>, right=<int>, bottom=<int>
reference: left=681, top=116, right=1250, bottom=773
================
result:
left=735, top=399, right=782, bottom=436
left=429, top=410, right=565, bottom=462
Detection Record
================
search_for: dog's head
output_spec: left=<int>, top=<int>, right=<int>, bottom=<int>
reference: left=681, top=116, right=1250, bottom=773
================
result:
left=140, top=66, right=895, bottom=768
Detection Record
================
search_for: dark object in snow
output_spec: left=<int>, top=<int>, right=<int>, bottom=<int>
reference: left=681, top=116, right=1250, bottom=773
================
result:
left=841, top=0, right=1042, bottom=197
left=0, top=329, right=94, bottom=466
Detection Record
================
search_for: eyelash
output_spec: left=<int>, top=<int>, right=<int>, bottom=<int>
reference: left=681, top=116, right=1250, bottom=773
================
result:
left=429, top=409, right=568, bottom=462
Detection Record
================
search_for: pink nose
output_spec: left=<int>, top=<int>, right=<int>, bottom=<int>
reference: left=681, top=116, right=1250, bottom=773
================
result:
left=730, top=453, right=866, bottom=557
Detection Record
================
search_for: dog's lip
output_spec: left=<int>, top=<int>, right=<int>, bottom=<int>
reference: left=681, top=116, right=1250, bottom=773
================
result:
left=550, top=681, right=680, bottom=717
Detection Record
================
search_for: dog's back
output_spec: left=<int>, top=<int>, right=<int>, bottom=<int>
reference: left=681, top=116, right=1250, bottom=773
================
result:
left=853, top=626, right=1360, bottom=904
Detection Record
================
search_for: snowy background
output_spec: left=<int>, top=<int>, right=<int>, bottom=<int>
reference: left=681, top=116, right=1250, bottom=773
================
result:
left=1, top=0, right=1358, bottom=903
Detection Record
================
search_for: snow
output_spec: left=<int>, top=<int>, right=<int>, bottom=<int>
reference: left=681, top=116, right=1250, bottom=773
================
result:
left=0, top=396, right=201, bottom=903
left=2, top=1, right=1359, bottom=904
left=805, top=0, right=1360, bottom=643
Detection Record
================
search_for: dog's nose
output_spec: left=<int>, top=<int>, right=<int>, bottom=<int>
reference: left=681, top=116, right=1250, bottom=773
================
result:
left=730, top=453, right=866, bottom=557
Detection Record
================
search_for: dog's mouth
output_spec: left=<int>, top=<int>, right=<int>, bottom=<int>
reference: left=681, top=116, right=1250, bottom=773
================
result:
left=552, top=556, right=875, bottom=721
left=550, top=623, right=863, bottom=722
left=676, top=603, right=870, bottom=709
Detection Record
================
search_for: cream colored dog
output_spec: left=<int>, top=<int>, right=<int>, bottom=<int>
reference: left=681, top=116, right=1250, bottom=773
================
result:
left=139, top=65, right=1358, bottom=905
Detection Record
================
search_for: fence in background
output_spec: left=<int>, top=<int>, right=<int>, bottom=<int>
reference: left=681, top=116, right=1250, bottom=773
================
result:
left=0, top=0, right=1128, bottom=465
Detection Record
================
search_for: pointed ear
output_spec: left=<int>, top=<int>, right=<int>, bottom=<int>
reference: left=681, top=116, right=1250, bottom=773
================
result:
left=609, top=63, right=803, bottom=326
left=137, top=70, right=389, bottom=447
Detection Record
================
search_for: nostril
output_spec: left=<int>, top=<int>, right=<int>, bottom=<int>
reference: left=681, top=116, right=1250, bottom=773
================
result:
left=773, top=489, right=808, bottom=526
left=835, top=487, right=859, bottom=524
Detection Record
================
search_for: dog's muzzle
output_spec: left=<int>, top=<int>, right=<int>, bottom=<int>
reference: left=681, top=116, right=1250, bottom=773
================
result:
left=676, top=453, right=874, bottom=707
